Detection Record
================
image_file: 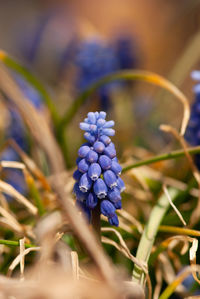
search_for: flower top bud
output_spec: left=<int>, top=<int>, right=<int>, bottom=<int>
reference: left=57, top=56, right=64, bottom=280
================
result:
left=80, top=111, right=115, bottom=143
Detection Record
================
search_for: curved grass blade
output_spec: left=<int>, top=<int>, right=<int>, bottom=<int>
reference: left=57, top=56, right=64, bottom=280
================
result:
left=122, top=145, right=200, bottom=173
left=60, top=70, right=190, bottom=136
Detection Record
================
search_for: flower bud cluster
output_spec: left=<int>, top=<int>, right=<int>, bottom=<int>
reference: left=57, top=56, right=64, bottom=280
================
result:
left=73, top=111, right=125, bottom=226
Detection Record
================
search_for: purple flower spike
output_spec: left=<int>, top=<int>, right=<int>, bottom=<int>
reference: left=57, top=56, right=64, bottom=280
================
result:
left=73, top=111, right=125, bottom=226
left=99, top=155, right=112, bottom=170
left=86, top=193, right=98, bottom=209
left=93, top=141, right=105, bottom=153
left=86, top=150, right=98, bottom=163
left=78, top=145, right=90, bottom=158
left=103, top=170, right=117, bottom=189
left=78, top=159, right=89, bottom=173
left=88, top=163, right=101, bottom=181
left=108, top=188, right=121, bottom=203
left=94, top=178, right=108, bottom=199
left=111, top=161, right=122, bottom=175
left=104, top=143, right=116, bottom=158
left=79, top=173, right=92, bottom=193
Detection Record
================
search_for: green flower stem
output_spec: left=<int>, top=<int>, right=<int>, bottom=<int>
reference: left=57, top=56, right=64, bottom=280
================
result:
left=0, top=51, right=60, bottom=126
left=132, top=188, right=178, bottom=285
left=0, top=239, right=35, bottom=248
left=59, top=69, right=188, bottom=130
left=122, top=145, right=200, bottom=173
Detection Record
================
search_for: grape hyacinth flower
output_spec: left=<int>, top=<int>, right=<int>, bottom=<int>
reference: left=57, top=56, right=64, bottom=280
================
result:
left=185, top=71, right=200, bottom=168
left=73, top=111, right=125, bottom=226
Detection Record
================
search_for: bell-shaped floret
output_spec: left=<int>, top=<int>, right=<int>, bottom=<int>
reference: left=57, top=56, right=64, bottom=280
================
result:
left=93, top=178, right=108, bottom=199
left=79, top=173, right=92, bottom=193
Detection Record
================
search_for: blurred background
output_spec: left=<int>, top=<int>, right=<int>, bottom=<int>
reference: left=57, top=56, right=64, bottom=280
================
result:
left=0, top=1, right=199, bottom=145
left=0, top=0, right=199, bottom=184
left=0, top=0, right=200, bottom=168
left=0, top=2, right=200, bottom=297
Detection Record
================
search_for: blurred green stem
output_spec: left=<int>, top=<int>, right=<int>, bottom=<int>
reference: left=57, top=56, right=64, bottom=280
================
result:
left=132, top=188, right=178, bottom=285
left=122, top=145, right=200, bottom=173
left=0, top=239, right=35, bottom=248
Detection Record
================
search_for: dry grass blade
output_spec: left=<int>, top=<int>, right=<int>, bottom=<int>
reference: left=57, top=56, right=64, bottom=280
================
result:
left=7, top=247, right=40, bottom=277
left=189, top=238, right=200, bottom=284
left=0, top=63, right=64, bottom=174
left=0, top=206, right=23, bottom=233
left=0, top=180, right=37, bottom=215
left=151, top=235, right=194, bottom=267
left=117, top=209, right=143, bottom=234
left=159, top=253, right=177, bottom=287
left=0, top=193, right=9, bottom=211
left=0, top=161, right=25, bottom=170
left=8, top=139, right=51, bottom=191
left=162, top=236, right=193, bottom=252
left=101, top=228, right=150, bottom=289
left=101, top=235, right=146, bottom=271
left=101, top=236, right=151, bottom=299
left=160, top=124, right=200, bottom=227
left=162, top=185, right=186, bottom=226
left=153, top=264, right=163, bottom=299
left=0, top=217, right=23, bottom=234
left=19, top=238, right=25, bottom=280
left=71, top=251, right=79, bottom=281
